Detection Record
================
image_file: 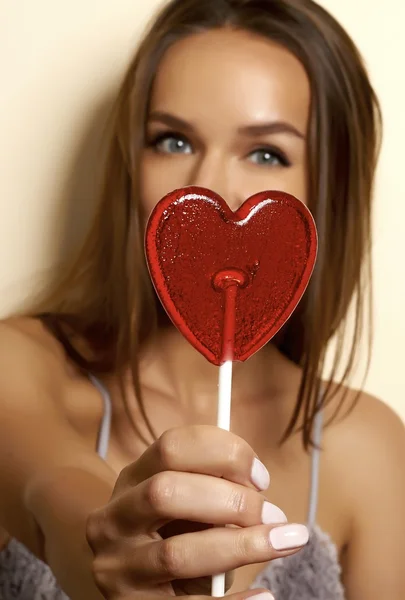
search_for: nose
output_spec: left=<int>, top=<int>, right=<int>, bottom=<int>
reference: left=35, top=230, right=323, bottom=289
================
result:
left=188, top=154, right=244, bottom=212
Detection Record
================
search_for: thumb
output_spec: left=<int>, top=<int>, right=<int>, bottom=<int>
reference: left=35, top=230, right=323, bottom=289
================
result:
left=220, top=590, right=275, bottom=600
left=186, top=589, right=275, bottom=600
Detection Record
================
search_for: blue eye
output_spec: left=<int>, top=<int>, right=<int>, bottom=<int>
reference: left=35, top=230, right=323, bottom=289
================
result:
left=249, top=148, right=290, bottom=167
left=150, top=133, right=192, bottom=155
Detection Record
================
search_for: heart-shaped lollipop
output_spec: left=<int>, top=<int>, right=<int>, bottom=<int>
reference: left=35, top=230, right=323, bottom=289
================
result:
left=145, top=186, right=317, bottom=366
left=145, top=186, right=317, bottom=597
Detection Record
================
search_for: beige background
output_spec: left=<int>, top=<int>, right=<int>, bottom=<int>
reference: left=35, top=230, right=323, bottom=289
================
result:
left=1, top=1, right=404, bottom=419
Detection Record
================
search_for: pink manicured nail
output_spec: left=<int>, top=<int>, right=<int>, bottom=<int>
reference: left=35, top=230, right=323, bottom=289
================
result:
left=251, top=457, right=270, bottom=490
left=249, top=592, right=275, bottom=600
left=262, top=501, right=287, bottom=524
left=269, top=524, right=309, bottom=550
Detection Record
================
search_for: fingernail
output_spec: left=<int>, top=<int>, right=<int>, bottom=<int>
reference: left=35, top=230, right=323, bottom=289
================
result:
left=269, top=524, right=309, bottom=550
left=249, top=592, right=275, bottom=600
left=251, top=458, right=270, bottom=490
left=262, top=501, right=287, bottom=524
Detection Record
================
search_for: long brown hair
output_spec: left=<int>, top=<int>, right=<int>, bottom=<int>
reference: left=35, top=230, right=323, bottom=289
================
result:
left=33, top=0, right=382, bottom=449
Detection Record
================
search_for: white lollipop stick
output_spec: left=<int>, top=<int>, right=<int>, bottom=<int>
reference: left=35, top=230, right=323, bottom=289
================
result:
left=210, top=272, right=245, bottom=596
left=211, top=359, right=233, bottom=597
left=217, top=360, right=233, bottom=430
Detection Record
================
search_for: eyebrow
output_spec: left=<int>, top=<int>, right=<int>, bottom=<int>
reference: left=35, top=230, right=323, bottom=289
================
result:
left=148, top=111, right=306, bottom=140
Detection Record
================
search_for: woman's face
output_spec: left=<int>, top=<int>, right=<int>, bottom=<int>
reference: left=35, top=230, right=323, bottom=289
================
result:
left=141, top=28, right=310, bottom=217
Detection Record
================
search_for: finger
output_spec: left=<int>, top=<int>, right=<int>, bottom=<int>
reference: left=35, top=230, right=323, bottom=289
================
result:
left=119, top=589, right=275, bottom=600
left=212, top=591, right=275, bottom=600
left=172, top=569, right=234, bottom=595
left=111, top=523, right=308, bottom=584
left=108, top=471, right=286, bottom=533
left=177, top=590, right=275, bottom=600
left=188, top=589, right=275, bottom=600
left=114, top=425, right=270, bottom=493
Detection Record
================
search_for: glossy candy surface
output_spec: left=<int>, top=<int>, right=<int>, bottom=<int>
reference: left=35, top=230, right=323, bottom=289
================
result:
left=145, top=186, right=317, bottom=366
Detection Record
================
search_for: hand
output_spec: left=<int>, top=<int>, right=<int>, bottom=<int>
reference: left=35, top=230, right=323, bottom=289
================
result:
left=86, top=425, right=308, bottom=598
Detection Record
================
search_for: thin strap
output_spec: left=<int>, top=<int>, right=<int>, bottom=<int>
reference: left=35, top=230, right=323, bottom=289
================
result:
left=88, top=374, right=112, bottom=460
left=307, top=408, right=324, bottom=528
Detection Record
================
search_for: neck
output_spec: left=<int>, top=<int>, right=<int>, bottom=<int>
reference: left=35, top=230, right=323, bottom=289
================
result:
left=137, top=325, right=302, bottom=419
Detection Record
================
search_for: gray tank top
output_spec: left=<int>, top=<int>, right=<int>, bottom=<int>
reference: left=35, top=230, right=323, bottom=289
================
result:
left=0, top=375, right=345, bottom=599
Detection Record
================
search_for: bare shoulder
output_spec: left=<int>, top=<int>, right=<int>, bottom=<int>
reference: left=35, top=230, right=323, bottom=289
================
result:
left=355, top=390, right=405, bottom=442
left=0, top=314, right=103, bottom=454
left=0, top=315, right=70, bottom=384
left=324, top=386, right=405, bottom=463
left=0, top=316, right=115, bottom=556
left=321, top=389, right=405, bottom=597
left=323, top=385, right=405, bottom=532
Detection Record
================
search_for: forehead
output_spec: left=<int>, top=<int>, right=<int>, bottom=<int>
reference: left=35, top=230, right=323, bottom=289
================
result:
left=148, top=28, right=310, bottom=131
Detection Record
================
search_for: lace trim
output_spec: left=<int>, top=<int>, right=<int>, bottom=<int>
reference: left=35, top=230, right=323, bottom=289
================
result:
left=250, top=525, right=345, bottom=600
left=0, top=526, right=344, bottom=599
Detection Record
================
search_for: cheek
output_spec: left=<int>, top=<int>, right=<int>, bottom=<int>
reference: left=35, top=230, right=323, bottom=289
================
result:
left=281, top=159, right=308, bottom=206
left=258, top=166, right=307, bottom=207
left=140, top=154, right=191, bottom=220
left=287, top=167, right=307, bottom=206
left=295, top=156, right=309, bottom=206
left=140, top=156, right=165, bottom=220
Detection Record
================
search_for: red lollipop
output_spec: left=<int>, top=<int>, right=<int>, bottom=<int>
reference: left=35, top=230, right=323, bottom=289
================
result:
left=145, top=186, right=317, bottom=596
left=145, top=186, right=317, bottom=365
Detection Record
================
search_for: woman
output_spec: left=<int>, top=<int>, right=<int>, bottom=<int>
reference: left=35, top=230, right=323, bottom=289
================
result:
left=0, top=0, right=404, bottom=599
